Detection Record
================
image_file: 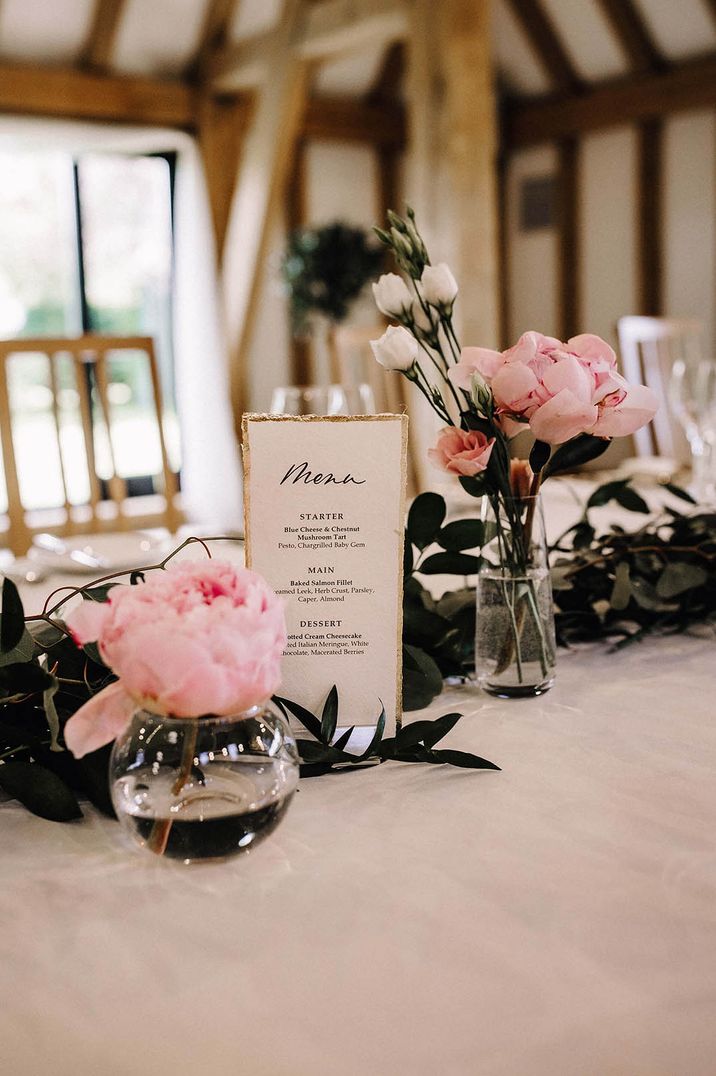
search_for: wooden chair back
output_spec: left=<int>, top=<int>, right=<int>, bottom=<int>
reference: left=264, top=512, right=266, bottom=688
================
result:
left=0, top=335, right=180, bottom=555
left=617, top=315, right=705, bottom=462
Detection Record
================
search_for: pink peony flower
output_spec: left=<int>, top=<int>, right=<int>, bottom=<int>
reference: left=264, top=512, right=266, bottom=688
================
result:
left=449, top=331, right=658, bottom=445
left=428, top=426, right=495, bottom=477
left=64, top=561, right=287, bottom=758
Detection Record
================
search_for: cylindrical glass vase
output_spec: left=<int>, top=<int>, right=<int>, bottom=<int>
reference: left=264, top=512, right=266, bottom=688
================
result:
left=110, top=704, right=299, bottom=862
left=475, top=494, right=556, bottom=698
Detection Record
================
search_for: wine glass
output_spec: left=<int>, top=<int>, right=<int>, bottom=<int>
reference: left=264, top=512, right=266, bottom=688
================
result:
left=668, top=357, right=716, bottom=504
left=268, top=384, right=375, bottom=416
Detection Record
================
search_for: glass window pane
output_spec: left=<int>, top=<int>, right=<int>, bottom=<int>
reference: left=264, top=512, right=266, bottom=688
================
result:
left=77, top=155, right=180, bottom=476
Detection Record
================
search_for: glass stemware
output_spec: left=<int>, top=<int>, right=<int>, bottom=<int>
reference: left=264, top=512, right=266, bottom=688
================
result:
left=668, top=357, right=716, bottom=504
left=268, top=384, right=375, bottom=417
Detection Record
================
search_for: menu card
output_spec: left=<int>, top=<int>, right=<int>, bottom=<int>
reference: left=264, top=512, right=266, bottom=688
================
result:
left=243, top=414, right=408, bottom=736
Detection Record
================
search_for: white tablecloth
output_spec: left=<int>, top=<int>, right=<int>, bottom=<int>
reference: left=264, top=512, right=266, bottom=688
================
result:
left=2, top=484, right=716, bottom=1075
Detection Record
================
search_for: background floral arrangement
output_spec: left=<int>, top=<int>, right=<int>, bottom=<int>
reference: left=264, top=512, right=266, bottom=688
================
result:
left=281, top=221, right=384, bottom=335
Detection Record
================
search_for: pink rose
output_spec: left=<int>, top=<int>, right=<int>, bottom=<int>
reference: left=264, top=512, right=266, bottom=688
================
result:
left=64, top=561, right=287, bottom=758
left=449, top=331, right=657, bottom=445
left=428, top=426, right=495, bottom=477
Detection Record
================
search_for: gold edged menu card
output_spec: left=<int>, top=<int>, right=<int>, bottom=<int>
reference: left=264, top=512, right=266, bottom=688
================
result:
left=243, top=414, right=408, bottom=736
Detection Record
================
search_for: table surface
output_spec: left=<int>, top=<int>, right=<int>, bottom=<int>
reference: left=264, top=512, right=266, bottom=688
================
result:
left=2, top=487, right=716, bottom=1076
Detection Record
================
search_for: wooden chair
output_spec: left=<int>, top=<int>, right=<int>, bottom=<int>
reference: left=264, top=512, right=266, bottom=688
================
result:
left=617, top=315, right=705, bottom=462
left=0, top=335, right=181, bottom=555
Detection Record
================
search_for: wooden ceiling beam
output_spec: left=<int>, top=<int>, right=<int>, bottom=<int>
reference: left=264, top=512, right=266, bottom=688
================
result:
left=80, top=0, right=128, bottom=71
left=186, top=0, right=239, bottom=83
left=503, top=52, right=716, bottom=149
left=211, top=0, right=408, bottom=88
left=303, top=95, right=406, bottom=146
left=0, top=61, right=196, bottom=127
left=502, top=0, right=583, bottom=95
left=595, top=0, right=665, bottom=74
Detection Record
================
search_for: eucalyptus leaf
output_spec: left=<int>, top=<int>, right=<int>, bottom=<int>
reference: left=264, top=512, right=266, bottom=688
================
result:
left=418, top=552, right=482, bottom=576
left=0, top=627, right=34, bottom=668
left=656, top=561, right=708, bottom=598
left=407, top=492, right=446, bottom=550
left=610, top=561, right=631, bottom=611
left=438, top=520, right=484, bottom=552
left=0, top=760, right=82, bottom=821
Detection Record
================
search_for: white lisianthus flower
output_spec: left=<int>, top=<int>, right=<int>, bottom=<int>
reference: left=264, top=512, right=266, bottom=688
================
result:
left=420, top=263, right=458, bottom=312
left=372, top=273, right=413, bottom=318
left=370, top=325, right=419, bottom=372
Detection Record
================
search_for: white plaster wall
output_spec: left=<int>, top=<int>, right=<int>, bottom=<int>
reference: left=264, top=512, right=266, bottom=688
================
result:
left=663, top=110, right=716, bottom=355
left=505, top=144, right=559, bottom=342
left=580, top=126, right=638, bottom=352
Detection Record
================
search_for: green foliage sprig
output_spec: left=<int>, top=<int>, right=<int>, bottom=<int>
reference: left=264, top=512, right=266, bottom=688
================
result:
left=274, top=686, right=499, bottom=777
left=551, top=482, right=716, bottom=647
left=401, top=481, right=716, bottom=706
left=0, top=537, right=499, bottom=823
left=282, top=222, right=384, bottom=334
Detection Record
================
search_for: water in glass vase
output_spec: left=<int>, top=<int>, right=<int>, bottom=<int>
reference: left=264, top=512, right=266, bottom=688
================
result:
left=476, top=568, right=556, bottom=698
left=113, top=759, right=297, bottom=862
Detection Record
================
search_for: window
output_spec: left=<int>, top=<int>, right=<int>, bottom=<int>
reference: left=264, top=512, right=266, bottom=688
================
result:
left=0, top=149, right=179, bottom=513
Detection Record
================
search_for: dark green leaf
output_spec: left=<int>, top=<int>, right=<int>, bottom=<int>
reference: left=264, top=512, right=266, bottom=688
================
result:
left=614, top=487, right=650, bottom=514
left=407, top=492, right=446, bottom=550
left=610, top=561, right=631, bottom=611
left=418, top=552, right=482, bottom=576
left=402, top=644, right=443, bottom=710
left=403, top=534, right=414, bottom=576
left=397, top=711, right=461, bottom=749
left=130, top=571, right=145, bottom=585
left=320, top=685, right=339, bottom=744
left=273, top=695, right=323, bottom=740
left=0, top=760, right=82, bottom=821
left=332, top=725, right=355, bottom=751
left=358, top=703, right=386, bottom=761
left=0, top=626, right=34, bottom=668
left=437, top=519, right=485, bottom=551
left=428, top=749, right=500, bottom=770
left=458, top=475, right=487, bottom=499
left=1, top=577, right=25, bottom=653
left=0, top=662, right=57, bottom=697
left=665, top=483, right=697, bottom=504
left=544, top=434, right=610, bottom=478
left=528, top=440, right=551, bottom=474
left=82, top=583, right=118, bottom=604
left=656, top=561, right=708, bottom=598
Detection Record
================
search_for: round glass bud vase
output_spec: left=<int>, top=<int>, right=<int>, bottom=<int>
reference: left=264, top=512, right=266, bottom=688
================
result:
left=110, top=704, right=299, bottom=862
left=475, top=493, right=557, bottom=698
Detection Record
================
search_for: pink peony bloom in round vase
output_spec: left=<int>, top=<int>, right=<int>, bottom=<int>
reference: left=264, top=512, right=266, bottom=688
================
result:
left=64, top=560, right=297, bottom=861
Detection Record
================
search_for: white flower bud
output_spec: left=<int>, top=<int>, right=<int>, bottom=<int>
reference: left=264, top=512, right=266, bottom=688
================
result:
left=371, top=273, right=413, bottom=318
left=370, top=325, right=419, bottom=372
left=420, top=263, right=458, bottom=311
left=409, top=299, right=438, bottom=342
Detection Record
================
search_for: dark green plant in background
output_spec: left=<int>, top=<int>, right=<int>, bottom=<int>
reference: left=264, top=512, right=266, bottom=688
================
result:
left=282, top=222, right=384, bottom=334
